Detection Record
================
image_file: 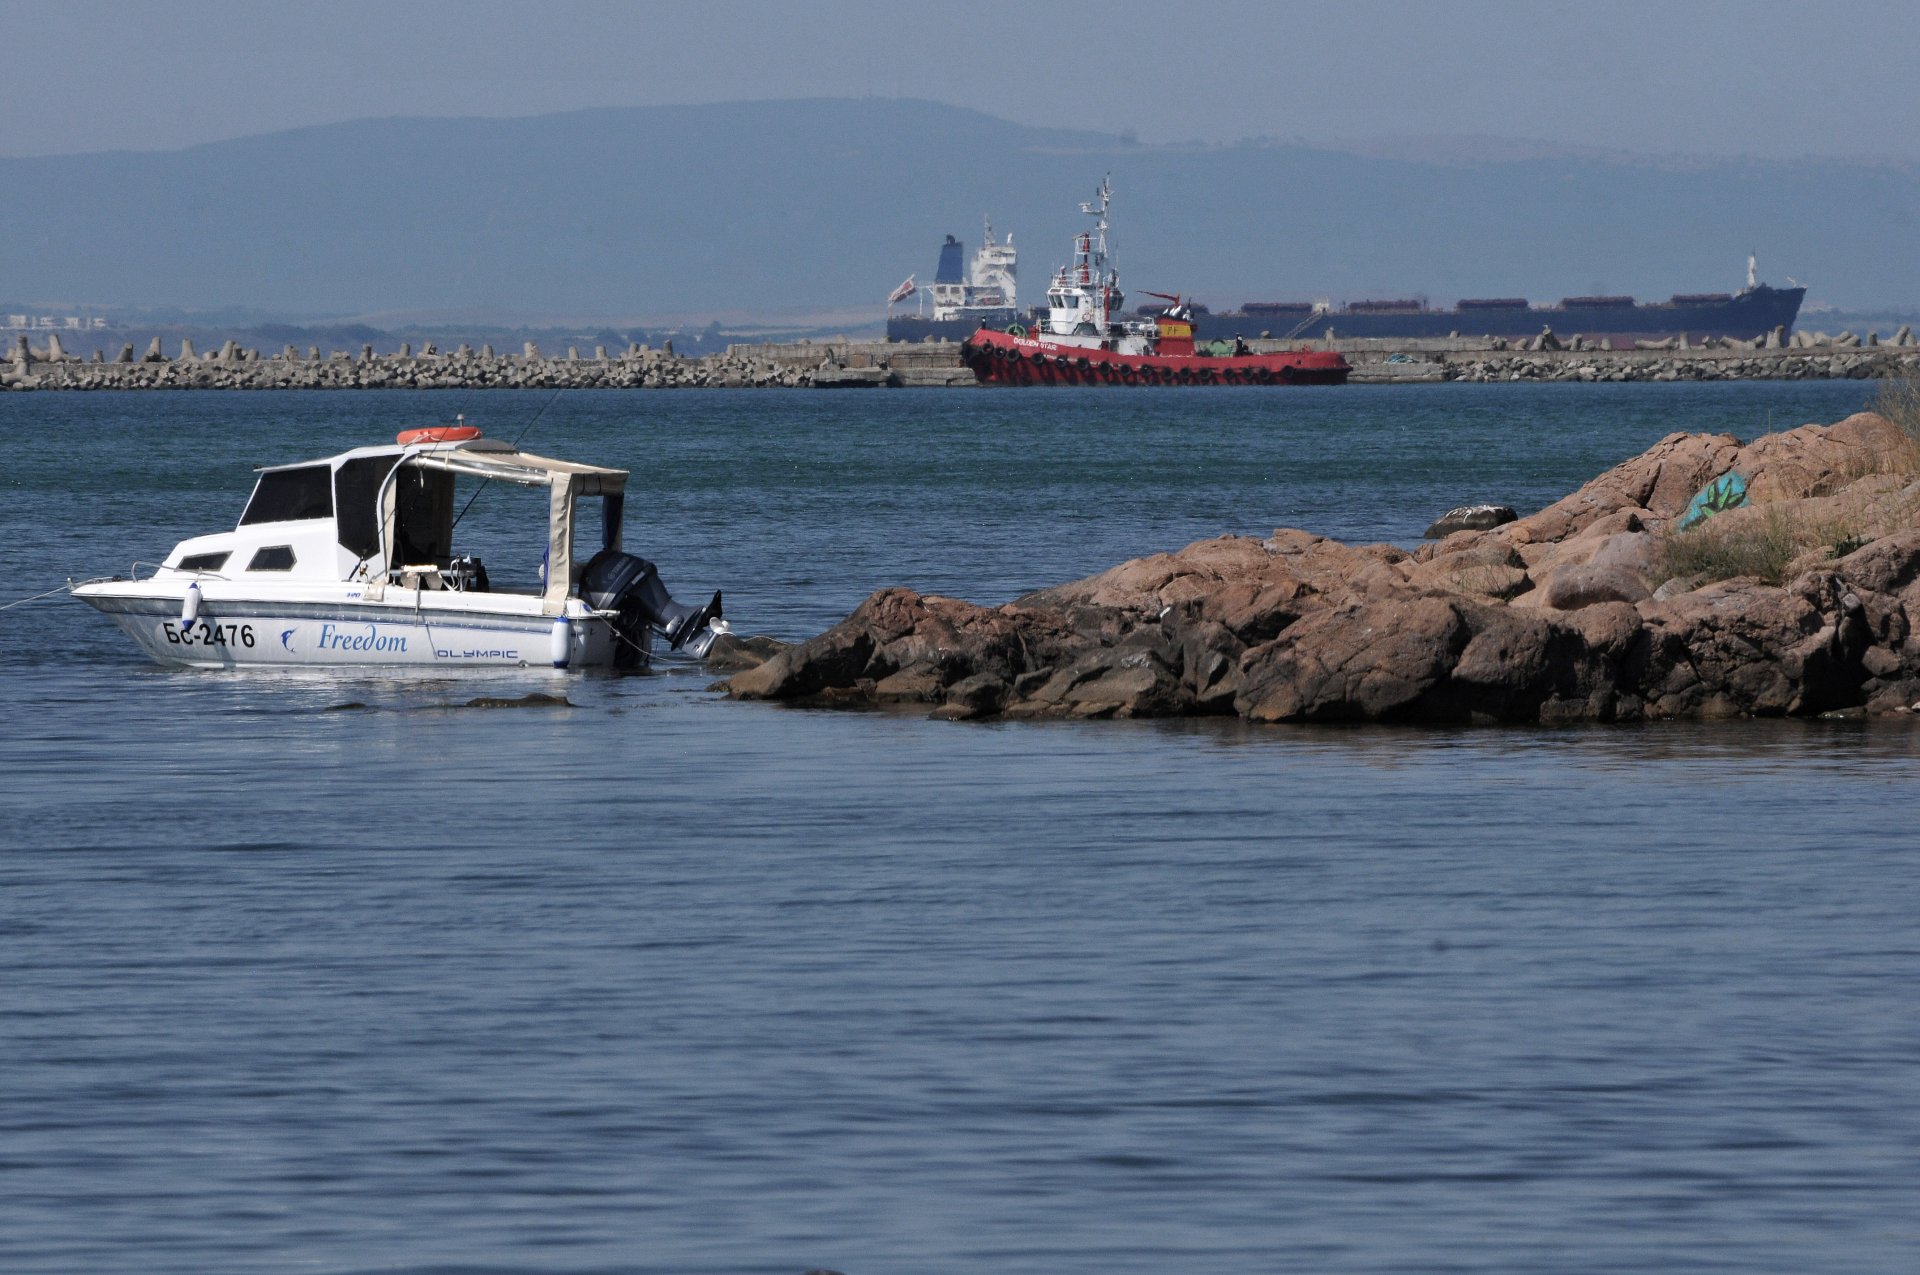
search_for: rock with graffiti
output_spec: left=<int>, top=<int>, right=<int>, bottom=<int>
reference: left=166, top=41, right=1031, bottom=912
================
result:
left=726, top=411, right=1920, bottom=722
left=1679, top=472, right=1749, bottom=530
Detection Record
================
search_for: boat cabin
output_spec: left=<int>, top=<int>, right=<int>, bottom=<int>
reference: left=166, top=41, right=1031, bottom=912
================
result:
left=158, top=435, right=629, bottom=616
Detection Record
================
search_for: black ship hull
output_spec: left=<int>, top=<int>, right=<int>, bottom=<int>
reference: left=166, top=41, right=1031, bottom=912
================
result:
left=887, top=312, right=1019, bottom=344
left=888, top=288, right=1806, bottom=346
left=1195, top=285, right=1806, bottom=343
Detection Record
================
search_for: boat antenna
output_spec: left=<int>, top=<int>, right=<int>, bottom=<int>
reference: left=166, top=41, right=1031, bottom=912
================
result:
left=508, top=387, right=565, bottom=451
left=450, top=387, right=565, bottom=534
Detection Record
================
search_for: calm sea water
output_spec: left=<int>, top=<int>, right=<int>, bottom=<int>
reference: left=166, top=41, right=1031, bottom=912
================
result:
left=3, top=384, right=1917, bottom=1274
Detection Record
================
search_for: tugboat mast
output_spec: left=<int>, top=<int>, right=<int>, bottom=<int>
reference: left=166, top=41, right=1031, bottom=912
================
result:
left=1045, top=175, right=1124, bottom=338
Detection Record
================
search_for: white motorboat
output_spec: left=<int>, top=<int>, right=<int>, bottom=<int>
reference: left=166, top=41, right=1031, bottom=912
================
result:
left=72, top=424, right=725, bottom=670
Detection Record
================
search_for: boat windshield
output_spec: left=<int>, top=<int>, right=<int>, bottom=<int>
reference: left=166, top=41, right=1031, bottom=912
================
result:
left=240, top=465, right=333, bottom=525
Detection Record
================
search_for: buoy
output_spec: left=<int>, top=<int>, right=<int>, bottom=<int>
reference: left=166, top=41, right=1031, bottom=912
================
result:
left=180, top=581, right=201, bottom=628
left=396, top=424, right=482, bottom=446
left=549, top=616, right=572, bottom=668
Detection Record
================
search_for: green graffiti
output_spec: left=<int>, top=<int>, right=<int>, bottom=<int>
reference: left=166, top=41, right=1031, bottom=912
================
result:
left=1679, top=471, right=1749, bottom=531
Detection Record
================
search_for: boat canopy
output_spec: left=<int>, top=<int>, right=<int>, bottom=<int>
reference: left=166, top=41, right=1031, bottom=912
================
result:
left=379, top=438, right=629, bottom=613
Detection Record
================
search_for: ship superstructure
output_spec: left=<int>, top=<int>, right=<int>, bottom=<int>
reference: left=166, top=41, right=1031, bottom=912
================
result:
left=888, top=218, right=1019, bottom=342
left=1038, top=178, right=1128, bottom=344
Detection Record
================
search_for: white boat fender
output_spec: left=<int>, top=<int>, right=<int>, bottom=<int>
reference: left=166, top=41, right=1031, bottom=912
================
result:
left=180, top=582, right=202, bottom=628
left=549, top=616, right=571, bottom=668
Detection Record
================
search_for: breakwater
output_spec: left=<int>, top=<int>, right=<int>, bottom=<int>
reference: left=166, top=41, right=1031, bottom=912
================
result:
left=1, top=335, right=987, bottom=392
left=7, top=330, right=1918, bottom=390
left=1, top=335, right=840, bottom=391
left=1337, top=335, right=1920, bottom=384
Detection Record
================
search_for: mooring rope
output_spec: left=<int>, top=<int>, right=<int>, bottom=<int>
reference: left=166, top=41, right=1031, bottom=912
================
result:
left=0, top=578, right=114, bottom=612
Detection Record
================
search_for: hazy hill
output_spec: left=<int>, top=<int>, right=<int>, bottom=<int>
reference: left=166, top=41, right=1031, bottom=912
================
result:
left=4, top=98, right=1917, bottom=318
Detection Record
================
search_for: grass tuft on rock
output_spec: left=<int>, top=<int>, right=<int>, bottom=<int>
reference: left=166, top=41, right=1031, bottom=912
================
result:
left=1871, top=372, right=1920, bottom=463
left=1655, top=502, right=1898, bottom=588
left=1656, top=399, right=1920, bottom=591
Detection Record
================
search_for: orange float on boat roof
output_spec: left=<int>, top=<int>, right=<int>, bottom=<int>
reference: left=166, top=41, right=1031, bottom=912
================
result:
left=396, top=425, right=482, bottom=446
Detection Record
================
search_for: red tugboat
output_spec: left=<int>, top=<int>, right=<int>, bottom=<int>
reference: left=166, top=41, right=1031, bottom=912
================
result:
left=960, top=178, right=1350, bottom=386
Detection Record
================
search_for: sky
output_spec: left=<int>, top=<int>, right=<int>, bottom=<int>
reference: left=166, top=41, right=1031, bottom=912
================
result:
left=3, top=0, right=1918, bottom=162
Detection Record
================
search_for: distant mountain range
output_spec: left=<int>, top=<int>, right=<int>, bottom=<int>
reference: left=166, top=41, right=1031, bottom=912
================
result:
left=4, top=98, right=1917, bottom=320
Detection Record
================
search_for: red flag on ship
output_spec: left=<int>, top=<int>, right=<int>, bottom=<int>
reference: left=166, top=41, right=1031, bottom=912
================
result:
left=888, top=276, right=916, bottom=304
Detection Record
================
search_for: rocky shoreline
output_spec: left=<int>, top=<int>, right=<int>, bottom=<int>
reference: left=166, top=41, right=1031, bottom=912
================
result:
left=721, top=411, right=1920, bottom=723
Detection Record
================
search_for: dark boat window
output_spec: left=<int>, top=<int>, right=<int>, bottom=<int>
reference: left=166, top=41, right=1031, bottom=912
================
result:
left=247, top=545, right=297, bottom=572
left=334, top=455, right=401, bottom=560
left=177, top=551, right=229, bottom=573
left=241, top=465, right=333, bottom=525
left=392, top=467, right=454, bottom=566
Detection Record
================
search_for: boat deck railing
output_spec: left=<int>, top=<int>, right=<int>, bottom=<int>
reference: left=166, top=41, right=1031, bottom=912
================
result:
left=130, top=560, right=230, bottom=582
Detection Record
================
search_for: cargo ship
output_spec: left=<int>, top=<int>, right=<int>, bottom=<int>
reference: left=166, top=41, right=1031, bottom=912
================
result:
left=885, top=218, right=1020, bottom=343
left=887, top=221, right=1805, bottom=345
left=960, top=180, right=1349, bottom=387
left=1176, top=256, right=1805, bottom=344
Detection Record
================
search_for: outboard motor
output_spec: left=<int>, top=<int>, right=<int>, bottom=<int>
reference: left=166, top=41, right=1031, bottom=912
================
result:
left=578, top=549, right=724, bottom=665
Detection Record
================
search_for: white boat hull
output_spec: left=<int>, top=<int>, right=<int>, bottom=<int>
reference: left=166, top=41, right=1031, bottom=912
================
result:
left=76, top=592, right=633, bottom=670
